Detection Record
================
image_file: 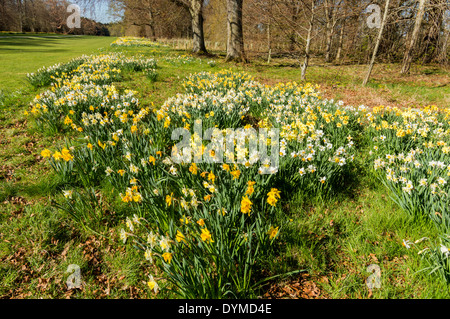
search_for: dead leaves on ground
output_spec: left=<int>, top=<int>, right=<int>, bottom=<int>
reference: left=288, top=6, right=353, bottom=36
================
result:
left=263, top=273, right=327, bottom=299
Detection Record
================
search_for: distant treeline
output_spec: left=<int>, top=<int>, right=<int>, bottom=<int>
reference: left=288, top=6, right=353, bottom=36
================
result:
left=0, top=0, right=110, bottom=36
left=115, top=0, right=449, bottom=66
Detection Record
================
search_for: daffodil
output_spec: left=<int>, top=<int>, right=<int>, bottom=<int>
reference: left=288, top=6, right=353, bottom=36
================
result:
left=144, top=249, right=153, bottom=263
left=160, top=237, right=171, bottom=252
left=147, top=275, right=159, bottom=293
left=240, top=196, right=252, bottom=215
left=53, top=151, right=63, bottom=161
left=41, top=149, right=52, bottom=158
left=61, top=148, right=74, bottom=161
left=166, top=193, right=173, bottom=207
left=267, top=226, right=279, bottom=240
left=147, top=231, right=158, bottom=248
left=200, top=228, right=213, bottom=243
left=162, top=252, right=173, bottom=264
left=125, top=217, right=134, bottom=232
left=267, top=188, right=281, bottom=207
left=120, top=228, right=128, bottom=244
left=230, top=169, right=241, bottom=180
left=207, top=171, right=216, bottom=183
left=176, top=230, right=186, bottom=243
left=189, top=163, right=197, bottom=175
left=63, top=189, right=73, bottom=199
left=197, top=219, right=205, bottom=227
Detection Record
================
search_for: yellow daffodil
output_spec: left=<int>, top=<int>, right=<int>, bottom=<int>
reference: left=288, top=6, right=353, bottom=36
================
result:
left=162, top=252, right=173, bottom=264
left=40, top=149, right=52, bottom=158
left=246, top=181, right=256, bottom=195
left=147, top=275, right=159, bottom=293
left=189, top=163, right=198, bottom=175
left=176, top=230, right=186, bottom=243
left=197, top=219, right=205, bottom=227
left=267, top=226, right=279, bottom=240
left=166, top=193, right=173, bottom=207
left=267, top=188, right=281, bottom=207
left=230, top=169, right=241, bottom=180
left=241, top=196, right=252, bottom=215
left=200, top=228, right=213, bottom=243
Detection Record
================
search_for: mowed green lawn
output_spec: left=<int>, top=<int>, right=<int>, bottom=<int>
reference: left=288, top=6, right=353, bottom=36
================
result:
left=0, top=35, right=115, bottom=89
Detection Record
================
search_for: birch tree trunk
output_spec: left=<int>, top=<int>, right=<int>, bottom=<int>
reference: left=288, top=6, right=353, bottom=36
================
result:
left=363, top=0, right=391, bottom=86
left=401, top=0, right=427, bottom=74
left=301, top=1, right=315, bottom=81
left=226, top=0, right=247, bottom=62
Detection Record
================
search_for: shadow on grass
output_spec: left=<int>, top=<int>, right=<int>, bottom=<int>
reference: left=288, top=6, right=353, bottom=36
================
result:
left=0, top=172, right=68, bottom=202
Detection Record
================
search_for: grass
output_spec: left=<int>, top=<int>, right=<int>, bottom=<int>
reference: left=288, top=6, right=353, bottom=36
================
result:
left=242, top=60, right=449, bottom=109
left=1, top=34, right=449, bottom=299
left=257, top=156, right=450, bottom=298
left=0, top=35, right=115, bottom=89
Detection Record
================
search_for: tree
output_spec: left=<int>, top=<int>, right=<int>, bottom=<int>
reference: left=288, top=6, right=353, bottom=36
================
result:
left=188, top=0, right=207, bottom=53
left=335, top=19, right=345, bottom=63
left=363, top=0, right=391, bottom=86
left=437, top=12, right=449, bottom=64
left=323, top=0, right=341, bottom=63
left=417, top=0, right=448, bottom=63
left=401, top=0, right=427, bottom=74
left=118, top=0, right=157, bottom=40
left=17, top=0, right=24, bottom=32
left=266, top=1, right=272, bottom=63
left=172, top=0, right=208, bottom=53
left=226, top=0, right=247, bottom=62
left=112, top=0, right=192, bottom=39
left=301, top=0, right=316, bottom=80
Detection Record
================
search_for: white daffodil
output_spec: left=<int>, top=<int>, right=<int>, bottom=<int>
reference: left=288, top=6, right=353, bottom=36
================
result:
left=63, top=189, right=73, bottom=199
left=440, top=245, right=450, bottom=257
left=147, top=275, right=159, bottom=294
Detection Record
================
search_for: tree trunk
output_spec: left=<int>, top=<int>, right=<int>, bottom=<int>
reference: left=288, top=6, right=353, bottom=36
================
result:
left=226, top=0, right=247, bottom=62
left=401, top=0, right=427, bottom=74
left=267, top=22, right=272, bottom=63
left=324, top=28, right=333, bottom=62
left=17, top=0, right=23, bottom=32
left=0, top=0, right=4, bottom=30
left=418, top=0, right=441, bottom=64
left=266, top=0, right=272, bottom=63
left=30, top=0, right=37, bottom=33
left=324, top=0, right=336, bottom=63
left=363, top=0, right=390, bottom=86
left=190, top=0, right=207, bottom=54
left=335, top=21, right=345, bottom=63
left=301, top=1, right=315, bottom=81
left=289, top=3, right=299, bottom=51
left=437, top=20, right=449, bottom=64
left=148, top=7, right=157, bottom=41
